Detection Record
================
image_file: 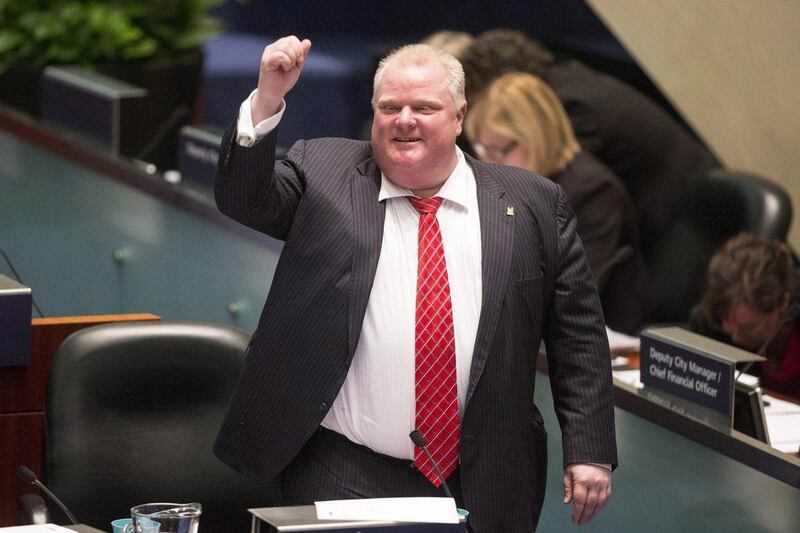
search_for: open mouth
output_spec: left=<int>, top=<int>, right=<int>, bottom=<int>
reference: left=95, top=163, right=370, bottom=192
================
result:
left=394, top=136, right=421, bottom=143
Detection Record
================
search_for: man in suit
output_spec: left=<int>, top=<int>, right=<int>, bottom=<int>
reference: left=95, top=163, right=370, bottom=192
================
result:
left=214, top=36, right=617, bottom=531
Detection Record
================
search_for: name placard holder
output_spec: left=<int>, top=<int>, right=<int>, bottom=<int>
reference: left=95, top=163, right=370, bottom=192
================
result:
left=41, top=66, right=147, bottom=158
left=640, top=327, right=765, bottom=419
left=0, top=274, right=32, bottom=367
left=177, top=125, right=223, bottom=188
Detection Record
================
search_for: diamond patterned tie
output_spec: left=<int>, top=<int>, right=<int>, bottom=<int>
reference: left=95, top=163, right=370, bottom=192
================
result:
left=408, top=196, right=460, bottom=487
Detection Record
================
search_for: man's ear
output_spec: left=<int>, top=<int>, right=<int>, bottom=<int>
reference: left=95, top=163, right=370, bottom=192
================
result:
left=456, top=102, right=467, bottom=135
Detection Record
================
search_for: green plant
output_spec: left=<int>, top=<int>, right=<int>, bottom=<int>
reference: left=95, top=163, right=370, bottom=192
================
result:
left=0, top=0, right=226, bottom=75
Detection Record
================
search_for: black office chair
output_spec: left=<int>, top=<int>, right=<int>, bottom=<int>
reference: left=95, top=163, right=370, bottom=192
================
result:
left=643, top=168, right=793, bottom=325
left=22, top=321, right=279, bottom=532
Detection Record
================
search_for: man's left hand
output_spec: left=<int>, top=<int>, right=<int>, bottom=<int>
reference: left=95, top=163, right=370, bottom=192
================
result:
left=562, top=463, right=611, bottom=526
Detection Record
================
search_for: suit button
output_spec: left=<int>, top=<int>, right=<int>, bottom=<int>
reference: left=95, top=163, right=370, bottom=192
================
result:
left=320, top=401, right=328, bottom=410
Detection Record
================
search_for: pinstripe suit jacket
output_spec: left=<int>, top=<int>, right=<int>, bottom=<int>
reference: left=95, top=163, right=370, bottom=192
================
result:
left=213, top=127, right=617, bottom=532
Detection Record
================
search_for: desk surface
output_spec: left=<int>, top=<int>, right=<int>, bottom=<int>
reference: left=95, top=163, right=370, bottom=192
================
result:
left=534, top=375, right=800, bottom=532
left=0, top=113, right=282, bottom=333
left=65, top=526, right=104, bottom=533
left=614, top=353, right=800, bottom=457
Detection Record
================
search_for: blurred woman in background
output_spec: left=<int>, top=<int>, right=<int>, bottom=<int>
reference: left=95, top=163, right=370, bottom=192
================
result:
left=465, top=72, right=648, bottom=333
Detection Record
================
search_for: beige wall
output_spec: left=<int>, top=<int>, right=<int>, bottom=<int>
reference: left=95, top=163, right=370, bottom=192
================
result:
left=588, top=0, right=800, bottom=248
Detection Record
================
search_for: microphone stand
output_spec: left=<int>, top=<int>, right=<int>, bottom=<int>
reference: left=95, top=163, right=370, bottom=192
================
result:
left=409, top=430, right=455, bottom=500
left=17, top=465, right=79, bottom=525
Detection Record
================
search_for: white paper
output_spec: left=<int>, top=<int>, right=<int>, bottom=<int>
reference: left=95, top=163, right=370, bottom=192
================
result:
left=736, top=373, right=760, bottom=388
left=763, top=394, right=800, bottom=454
left=315, top=497, right=459, bottom=524
left=613, top=369, right=643, bottom=388
left=611, top=355, right=631, bottom=369
left=606, top=326, right=640, bottom=353
left=0, top=525, right=77, bottom=532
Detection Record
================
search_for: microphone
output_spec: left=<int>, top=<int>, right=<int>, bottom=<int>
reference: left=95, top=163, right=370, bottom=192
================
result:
left=135, top=104, right=191, bottom=165
left=735, top=302, right=800, bottom=382
left=594, top=245, right=635, bottom=288
left=409, top=430, right=454, bottom=499
left=17, top=465, right=79, bottom=525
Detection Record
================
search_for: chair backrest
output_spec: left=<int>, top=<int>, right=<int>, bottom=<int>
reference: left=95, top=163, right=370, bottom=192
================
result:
left=643, top=169, right=793, bottom=325
left=44, top=321, right=279, bottom=532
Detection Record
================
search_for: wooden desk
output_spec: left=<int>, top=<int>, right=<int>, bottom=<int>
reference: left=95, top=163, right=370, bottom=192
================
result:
left=0, top=314, right=159, bottom=527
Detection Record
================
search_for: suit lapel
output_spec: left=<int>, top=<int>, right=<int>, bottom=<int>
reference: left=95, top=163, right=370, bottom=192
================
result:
left=466, top=159, right=513, bottom=408
left=348, top=156, right=385, bottom=356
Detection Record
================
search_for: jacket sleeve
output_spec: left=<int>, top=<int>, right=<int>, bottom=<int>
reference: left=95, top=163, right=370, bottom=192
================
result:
left=214, top=123, right=307, bottom=241
left=543, top=187, right=618, bottom=469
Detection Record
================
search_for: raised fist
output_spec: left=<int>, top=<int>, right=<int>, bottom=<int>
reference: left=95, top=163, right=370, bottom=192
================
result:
left=252, top=36, right=312, bottom=123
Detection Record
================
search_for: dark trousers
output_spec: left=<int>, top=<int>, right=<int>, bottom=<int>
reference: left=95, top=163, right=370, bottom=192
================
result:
left=282, top=426, right=465, bottom=509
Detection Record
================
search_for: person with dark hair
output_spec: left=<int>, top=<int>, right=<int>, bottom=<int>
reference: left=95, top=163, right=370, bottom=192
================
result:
left=460, top=29, right=720, bottom=248
left=464, top=72, right=648, bottom=334
left=421, top=30, right=474, bottom=59
left=461, top=29, right=555, bottom=91
left=690, top=233, right=800, bottom=399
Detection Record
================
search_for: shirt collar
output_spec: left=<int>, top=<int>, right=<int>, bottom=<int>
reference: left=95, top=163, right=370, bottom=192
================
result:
left=378, top=147, right=470, bottom=209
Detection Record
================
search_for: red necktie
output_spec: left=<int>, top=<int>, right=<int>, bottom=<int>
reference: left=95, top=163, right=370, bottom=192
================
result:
left=408, top=196, right=460, bottom=487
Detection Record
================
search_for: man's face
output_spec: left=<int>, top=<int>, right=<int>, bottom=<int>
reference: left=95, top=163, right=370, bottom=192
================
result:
left=371, top=59, right=466, bottom=197
left=722, top=303, right=785, bottom=351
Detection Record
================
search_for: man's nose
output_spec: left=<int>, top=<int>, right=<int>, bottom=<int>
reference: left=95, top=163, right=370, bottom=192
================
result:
left=396, top=107, right=416, bottom=127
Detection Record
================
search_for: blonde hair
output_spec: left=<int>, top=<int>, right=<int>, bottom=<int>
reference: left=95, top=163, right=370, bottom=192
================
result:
left=421, top=31, right=474, bottom=59
left=372, top=44, right=466, bottom=109
left=464, top=72, right=579, bottom=175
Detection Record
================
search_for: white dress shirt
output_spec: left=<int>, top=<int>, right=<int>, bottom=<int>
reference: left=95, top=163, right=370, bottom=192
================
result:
left=236, top=90, right=285, bottom=147
left=320, top=151, right=482, bottom=459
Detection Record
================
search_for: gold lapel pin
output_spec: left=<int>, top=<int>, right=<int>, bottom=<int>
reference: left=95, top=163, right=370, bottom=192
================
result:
left=506, top=206, right=515, bottom=216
